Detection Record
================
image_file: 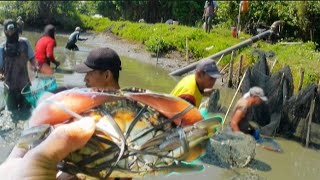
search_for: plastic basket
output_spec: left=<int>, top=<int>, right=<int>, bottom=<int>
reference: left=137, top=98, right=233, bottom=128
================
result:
left=21, top=76, right=58, bottom=107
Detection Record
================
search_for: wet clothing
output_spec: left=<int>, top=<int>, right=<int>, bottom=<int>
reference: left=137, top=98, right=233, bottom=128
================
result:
left=170, top=74, right=203, bottom=108
left=35, top=36, right=56, bottom=66
left=230, top=97, right=253, bottom=134
left=65, top=31, right=85, bottom=51
left=0, top=38, right=35, bottom=111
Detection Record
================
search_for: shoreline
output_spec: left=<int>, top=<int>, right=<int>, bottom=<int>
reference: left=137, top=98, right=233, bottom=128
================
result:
left=84, top=31, right=193, bottom=74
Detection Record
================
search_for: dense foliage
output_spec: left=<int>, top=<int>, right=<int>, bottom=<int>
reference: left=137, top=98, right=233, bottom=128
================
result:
left=1, top=1, right=320, bottom=43
left=79, top=15, right=320, bottom=90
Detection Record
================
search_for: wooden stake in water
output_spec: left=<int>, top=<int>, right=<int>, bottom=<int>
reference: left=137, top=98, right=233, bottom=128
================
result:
left=222, top=69, right=248, bottom=127
left=156, top=18, right=163, bottom=66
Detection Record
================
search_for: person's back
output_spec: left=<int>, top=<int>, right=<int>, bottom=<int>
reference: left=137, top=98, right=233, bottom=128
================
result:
left=68, top=31, right=80, bottom=45
left=171, top=74, right=203, bottom=108
left=230, top=97, right=252, bottom=134
left=230, top=87, right=268, bottom=138
left=204, top=1, right=214, bottom=17
left=35, top=36, right=55, bottom=64
left=34, top=24, right=59, bottom=75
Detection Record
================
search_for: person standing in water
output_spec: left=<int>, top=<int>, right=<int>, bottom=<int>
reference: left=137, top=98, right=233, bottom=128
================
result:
left=0, top=19, right=37, bottom=115
left=16, top=16, right=24, bottom=35
left=65, top=27, right=88, bottom=51
left=34, top=24, right=60, bottom=75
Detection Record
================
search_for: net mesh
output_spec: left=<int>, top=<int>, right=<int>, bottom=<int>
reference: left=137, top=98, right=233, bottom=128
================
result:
left=240, top=49, right=319, bottom=146
left=21, top=76, right=57, bottom=107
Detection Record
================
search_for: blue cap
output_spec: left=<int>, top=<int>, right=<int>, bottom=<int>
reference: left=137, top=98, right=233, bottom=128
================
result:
left=196, top=60, right=221, bottom=78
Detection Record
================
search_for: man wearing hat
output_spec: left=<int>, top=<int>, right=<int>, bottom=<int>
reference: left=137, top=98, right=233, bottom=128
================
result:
left=0, top=19, right=37, bottom=117
left=171, top=59, right=221, bottom=108
left=230, top=86, right=268, bottom=138
left=65, top=26, right=88, bottom=51
left=74, top=47, right=121, bottom=89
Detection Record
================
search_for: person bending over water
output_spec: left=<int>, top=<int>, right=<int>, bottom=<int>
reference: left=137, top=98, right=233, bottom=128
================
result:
left=171, top=60, right=221, bottom=108
left=230, top=86, right=268, bottom=140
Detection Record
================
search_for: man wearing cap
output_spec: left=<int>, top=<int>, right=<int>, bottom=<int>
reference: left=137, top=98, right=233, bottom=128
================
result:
left=171, top=59, right=221, bottom=108
left=0, top=19, right=37, bottom=116
left=230, top=86, right=268, bottom=138
left=74, top=47, right=121, bottom=89
left=65, top=27, right=88, bottom=51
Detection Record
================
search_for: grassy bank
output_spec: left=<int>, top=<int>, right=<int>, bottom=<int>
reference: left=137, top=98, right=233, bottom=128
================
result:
left=80, top=15, right=320, bottom=91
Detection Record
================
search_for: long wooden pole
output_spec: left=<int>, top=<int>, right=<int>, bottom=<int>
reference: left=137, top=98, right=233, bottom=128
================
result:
left=222, top=69, right=248, bottom=127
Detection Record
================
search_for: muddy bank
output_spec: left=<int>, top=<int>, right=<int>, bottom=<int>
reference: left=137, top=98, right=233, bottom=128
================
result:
left=82, top=31, right=192, bottom=73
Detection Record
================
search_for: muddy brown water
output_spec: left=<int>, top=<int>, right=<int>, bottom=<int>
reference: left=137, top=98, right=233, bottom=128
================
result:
left=0, top=30, right=319, bottom=180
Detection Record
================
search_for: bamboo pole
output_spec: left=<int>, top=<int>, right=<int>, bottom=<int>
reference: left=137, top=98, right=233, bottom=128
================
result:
left=227, top=51, right=235, bottom=88
left=222, top=69, right=248, bottom=127
left=306, top=98, right=315, bottom=147
left=216, top=53, right=225, bottom=65
left=237, top=55, right=243, bottom=86
left=270, top=58, right=277, bottom=73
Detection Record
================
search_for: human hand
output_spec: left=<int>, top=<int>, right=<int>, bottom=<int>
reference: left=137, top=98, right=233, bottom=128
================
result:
left=0, top=73, right=4, bottom=81
left=203, top=88, right=216, bottom=96
left=53, top=60, right=61, bottom=69
left=0, top=117, right=95, bottom=179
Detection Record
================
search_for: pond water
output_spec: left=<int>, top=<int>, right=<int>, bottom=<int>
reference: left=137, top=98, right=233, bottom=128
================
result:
left=0, top=29, right=319, bottom=180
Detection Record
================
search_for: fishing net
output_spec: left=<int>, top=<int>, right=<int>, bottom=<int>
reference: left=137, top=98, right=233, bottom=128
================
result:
left=282, top=84, right=320, bottom=146
left=240, top=49, right=320, bottom=147
left=21, top=76, right=57, bottom=107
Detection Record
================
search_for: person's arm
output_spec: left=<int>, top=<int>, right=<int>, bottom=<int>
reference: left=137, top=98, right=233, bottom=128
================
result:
left=230, top=108, right=246, bottom=132
left=178, top=94, right=196, bottom=107
left=203, top=88, right=216, bottom=96
left=0, top=117, right=95, bottom=179
left=46, top=40, right=55, bottom=62
left=77, top=33, right=88, bottom=41
left=46, top=40, right=60, bottom=67
left=22, top=38, right=39, bottom=72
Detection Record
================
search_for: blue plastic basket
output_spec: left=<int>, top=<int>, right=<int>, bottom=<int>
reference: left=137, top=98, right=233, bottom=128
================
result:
left=21, top=76, right=58, bottom=107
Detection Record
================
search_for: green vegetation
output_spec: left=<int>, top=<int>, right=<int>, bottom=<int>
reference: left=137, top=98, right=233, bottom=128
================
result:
left=78, top=15, right=320, bottom=90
